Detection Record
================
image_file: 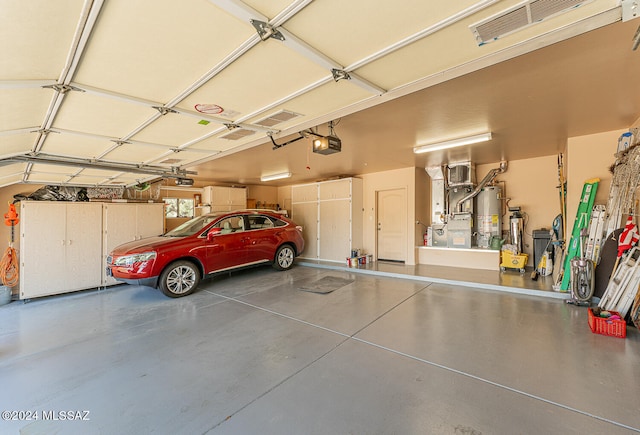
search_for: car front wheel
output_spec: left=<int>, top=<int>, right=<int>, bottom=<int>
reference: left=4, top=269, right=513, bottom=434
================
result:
left=273, top=244, right=295, bottom=271
left=159, top=260, right=200, bottom=298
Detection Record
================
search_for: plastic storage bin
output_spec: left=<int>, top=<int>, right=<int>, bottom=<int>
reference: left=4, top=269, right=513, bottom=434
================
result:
left=588, top=308, right=626, bottom=338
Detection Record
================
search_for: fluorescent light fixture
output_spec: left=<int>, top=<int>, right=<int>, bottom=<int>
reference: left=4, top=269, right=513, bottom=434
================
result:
left=260, top=172, right=291, bottom=182
left=413, top=132, right=492, bottom=154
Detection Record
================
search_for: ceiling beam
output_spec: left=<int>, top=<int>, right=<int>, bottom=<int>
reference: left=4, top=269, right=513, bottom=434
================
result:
left=7, top=153, right=197, bottom=179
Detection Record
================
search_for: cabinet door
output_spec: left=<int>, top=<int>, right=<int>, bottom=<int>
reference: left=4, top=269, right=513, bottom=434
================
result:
left=202, top=186, right=213, bottom=205
left=319, top=179, right=351, bottom=200
left=65, top=203, right=103, bottom=291
left=103, top=204, right=138, bottom=285
left=292, top=184, right=318, bottom=203
left=210, top=186, right=230, bottom=206
left=136, top=204, right=165, bottom=238
left=228, top=188, right=247, bottom=207
left=319, top=200, right=352, bottom=262
left=20, top=202, right=68, bottom=298
left=104, top=204, right=138, bottom=248
left=292, top=202, right=318, bottom=259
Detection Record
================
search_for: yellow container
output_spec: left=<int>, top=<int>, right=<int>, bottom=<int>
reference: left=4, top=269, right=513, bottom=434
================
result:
left=500, top=251, right=528, bottom=272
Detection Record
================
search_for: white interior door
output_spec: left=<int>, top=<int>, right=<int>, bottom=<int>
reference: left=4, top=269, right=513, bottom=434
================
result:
left=377, top=188, right=407, bottom=262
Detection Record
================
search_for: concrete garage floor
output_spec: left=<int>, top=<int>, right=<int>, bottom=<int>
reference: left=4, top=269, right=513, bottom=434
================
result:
left=0, top=264, right=639, bottom=434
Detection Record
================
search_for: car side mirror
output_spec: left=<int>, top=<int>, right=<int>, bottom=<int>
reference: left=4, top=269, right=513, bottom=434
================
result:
left=207, top=227, right=221, bottom=241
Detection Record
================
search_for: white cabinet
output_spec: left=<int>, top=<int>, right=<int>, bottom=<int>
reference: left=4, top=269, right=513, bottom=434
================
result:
left=291, top=178, right=363, bottom=262
left=291, top=183, right=318, bottom=203
left=20, top=202, right=103, bottom=299
left=102, top=203, right=165, bottom=285
left=19, top=201, right=165, bottom=299
left=202, top=186, right=247, bottom=212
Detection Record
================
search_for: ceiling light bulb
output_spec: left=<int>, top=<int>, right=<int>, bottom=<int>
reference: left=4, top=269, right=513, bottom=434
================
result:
left=413, top=132, right=492, bottom=154
left=260, top=172, right=292, bottom=182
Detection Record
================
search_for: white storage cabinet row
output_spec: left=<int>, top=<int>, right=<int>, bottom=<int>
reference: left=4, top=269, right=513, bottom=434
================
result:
left=201, top=186, right=247, bottom=212
left=291, top=178, right=363, bottom=262
left=19, top=201, right=164, bottom=300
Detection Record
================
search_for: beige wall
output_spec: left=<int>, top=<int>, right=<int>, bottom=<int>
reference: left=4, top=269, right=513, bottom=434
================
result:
left=566, top=129, right=623, bottom=232
left=246, top=185, right=278, bottom=208
left=477, top=156, right=559, bottom=265
left=0, top=185, right=38, bottom=294
left=0, top=184, right=38, bottom=252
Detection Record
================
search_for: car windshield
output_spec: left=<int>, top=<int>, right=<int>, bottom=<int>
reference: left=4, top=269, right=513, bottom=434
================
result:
left=164, top=214, right=221, bottom=237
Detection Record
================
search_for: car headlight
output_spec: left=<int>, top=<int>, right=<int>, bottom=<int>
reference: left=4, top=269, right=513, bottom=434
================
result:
left=113, top=251, right=157, bottom=266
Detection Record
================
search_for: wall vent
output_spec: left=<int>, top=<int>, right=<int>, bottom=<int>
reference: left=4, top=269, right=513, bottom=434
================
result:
left=220, top=128, right=255, bottom=140
left=254, top=110, right=301, bottom=127
left=470, top=0, right=592, bottom=45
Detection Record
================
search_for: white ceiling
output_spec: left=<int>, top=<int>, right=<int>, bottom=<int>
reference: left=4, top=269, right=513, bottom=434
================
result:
left=1, top=0, right=639, bottom=188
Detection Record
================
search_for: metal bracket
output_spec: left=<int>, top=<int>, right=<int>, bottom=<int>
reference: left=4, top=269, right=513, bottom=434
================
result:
left=331, top=69, right=351, bottom=82
left=110, top=140, right=131, bottom=147
left=152, top=106, right=178, bottom=116
left=250, top=19, right=285, bottom=41
left=622, top=0, right=640, bottom=22
left=42, top=84, right=85, bottom=94
left=269, top=131, right=307, bottom=150
left=30, top=128, right=58, bottom=135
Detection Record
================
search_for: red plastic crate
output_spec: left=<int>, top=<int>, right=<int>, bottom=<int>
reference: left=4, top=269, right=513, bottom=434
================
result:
left=588, top=308, right=626, bottom=338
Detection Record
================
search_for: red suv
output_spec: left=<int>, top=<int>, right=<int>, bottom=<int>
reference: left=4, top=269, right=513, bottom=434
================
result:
left=106, top=210, right=305, bottom=298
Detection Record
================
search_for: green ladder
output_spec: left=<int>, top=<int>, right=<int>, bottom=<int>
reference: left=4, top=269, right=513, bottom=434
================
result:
left=559, top=178, right=600, bottom=291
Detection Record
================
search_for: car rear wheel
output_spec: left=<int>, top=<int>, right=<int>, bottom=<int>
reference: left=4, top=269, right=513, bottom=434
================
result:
left=159, top=260, right=200, bottom=298
left=273, top=244, right=295, bottom=271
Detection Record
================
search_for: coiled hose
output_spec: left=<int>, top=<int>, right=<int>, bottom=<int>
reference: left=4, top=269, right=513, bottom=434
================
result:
left=0, top=245, right=19, bottom=288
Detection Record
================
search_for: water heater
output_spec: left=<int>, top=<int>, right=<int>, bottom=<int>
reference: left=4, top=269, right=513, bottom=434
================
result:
left=476, top=185, right=502, bottom=248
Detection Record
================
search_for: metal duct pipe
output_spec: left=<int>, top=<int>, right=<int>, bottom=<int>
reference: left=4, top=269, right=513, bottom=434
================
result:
left=455, top=161, right=507, bottom=213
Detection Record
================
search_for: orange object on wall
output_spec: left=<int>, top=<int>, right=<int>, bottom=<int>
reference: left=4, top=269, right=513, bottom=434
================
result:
left=4, top=203, right=19, bottom=226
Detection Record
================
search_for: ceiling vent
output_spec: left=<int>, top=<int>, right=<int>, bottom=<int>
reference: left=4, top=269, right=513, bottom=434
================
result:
left=254, top=110, right=302, bottom=127
left=470, top=0, right=592, bottom=45
left=220, top=128, right=256, bottom=140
